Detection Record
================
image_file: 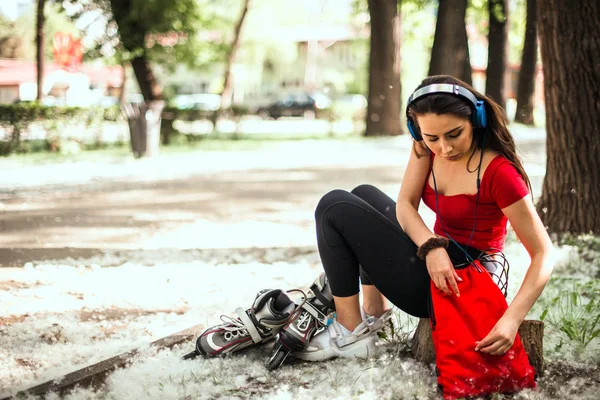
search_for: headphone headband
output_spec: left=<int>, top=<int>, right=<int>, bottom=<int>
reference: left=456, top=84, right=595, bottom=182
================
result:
left=407, top=84, right=479, bottom=109
left=405, top=82, right=488, bottom=141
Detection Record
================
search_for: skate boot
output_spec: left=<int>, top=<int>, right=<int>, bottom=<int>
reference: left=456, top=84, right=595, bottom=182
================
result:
left=184, top=289, right=296, bottom=359
left=266, top=273, right=336, bottom=370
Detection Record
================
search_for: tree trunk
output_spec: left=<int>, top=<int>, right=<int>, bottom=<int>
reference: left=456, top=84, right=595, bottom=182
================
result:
left=36, top=0, right=46, bottom=101
left=212, top=0, right=251, bottom=127
left=429, top=0, right=472, bottom=85
left=118, top=62, right=127, bottom=105
left=486, top=0, right=508, bottom=108
left=109, top=0, right=163, bottom=102
left=108, top=0, right=164, bottom=158
left=514, top=0, right=537, bottom=125
left=130, top=56, right=163, bottom=102
left=365, top=0, right=402, bottom=137
left=536, top=0, right=600, bottom=234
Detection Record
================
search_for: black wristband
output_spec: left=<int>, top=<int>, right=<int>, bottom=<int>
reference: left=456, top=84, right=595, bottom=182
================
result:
left=417, top=236, right=450, bottom=260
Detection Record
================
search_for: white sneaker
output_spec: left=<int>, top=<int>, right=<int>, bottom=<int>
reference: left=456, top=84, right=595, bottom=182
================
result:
left=292, top=317, right=378, bottom=362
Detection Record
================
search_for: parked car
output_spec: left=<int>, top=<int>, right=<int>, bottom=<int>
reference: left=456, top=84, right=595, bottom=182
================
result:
left=257, top=92, right=332, bottom=119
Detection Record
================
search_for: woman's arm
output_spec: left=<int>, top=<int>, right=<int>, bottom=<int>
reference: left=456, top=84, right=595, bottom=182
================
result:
left=396, top=148, right=435, bottom=246
left=475, top=194, right=554, bottom=355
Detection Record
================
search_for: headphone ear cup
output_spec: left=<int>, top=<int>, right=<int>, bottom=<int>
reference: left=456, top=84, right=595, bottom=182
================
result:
left=407, top=118, right=422, bottom=141
left=473, top=100, right=488, bottom=129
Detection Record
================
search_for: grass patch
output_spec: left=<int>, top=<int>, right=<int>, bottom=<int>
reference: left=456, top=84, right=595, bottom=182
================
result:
left=0, top=143, right=131, bottom=165
left=528, top=234, right=600, bottom=362
left=540, top=278, right=600, bottom=347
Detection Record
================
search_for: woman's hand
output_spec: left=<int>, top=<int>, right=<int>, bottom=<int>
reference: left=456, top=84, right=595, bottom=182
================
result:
left=425, top=247, right=462, bottom=297
left=475, top=316, right=520, bottom=355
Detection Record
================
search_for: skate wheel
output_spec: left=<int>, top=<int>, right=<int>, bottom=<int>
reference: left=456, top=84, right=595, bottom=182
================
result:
left=267, top=346, right=290, bottom=370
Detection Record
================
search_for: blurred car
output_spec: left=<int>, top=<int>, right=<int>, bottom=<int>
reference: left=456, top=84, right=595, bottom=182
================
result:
left=173, top=94, right=221, bottom=111
left=257, top=92, right=332, bottom=119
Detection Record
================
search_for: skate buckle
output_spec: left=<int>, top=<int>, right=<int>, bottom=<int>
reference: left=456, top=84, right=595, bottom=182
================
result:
left=301, top=302, right=330, bottom=326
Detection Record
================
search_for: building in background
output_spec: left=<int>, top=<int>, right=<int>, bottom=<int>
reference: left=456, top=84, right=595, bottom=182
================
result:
left=155, top=23, right=370, bottom=110
left=0, top=59, right=123, bottom=105
left=0, top=0, right=35, bottom=21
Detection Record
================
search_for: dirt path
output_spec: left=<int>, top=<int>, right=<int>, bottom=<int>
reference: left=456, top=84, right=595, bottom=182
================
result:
left=0, top=141, right=407, bottom=266
left=0, top=133, right=546, bottom=266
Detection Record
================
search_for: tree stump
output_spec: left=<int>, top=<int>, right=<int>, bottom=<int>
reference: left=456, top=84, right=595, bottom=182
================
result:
left=518, top=319, right=545, bottom=375
left=411, top=318, right=436, bottom=365
left=411, top=318, right=545, bottom=377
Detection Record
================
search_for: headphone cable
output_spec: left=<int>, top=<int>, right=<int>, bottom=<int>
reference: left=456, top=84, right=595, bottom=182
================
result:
left=431, top=135, right=486, bottom=266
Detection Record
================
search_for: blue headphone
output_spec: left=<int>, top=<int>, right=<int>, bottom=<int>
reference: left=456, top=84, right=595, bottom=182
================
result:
left=405, top=83, right=488, bottom=141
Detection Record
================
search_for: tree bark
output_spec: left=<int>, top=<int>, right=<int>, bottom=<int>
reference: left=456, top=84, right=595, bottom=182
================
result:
left=486, top=0, right=508, bottom=108
left=412, top=318, right=545, bottom=377
left=118, top=62, right=127, bottom=105
left=36, top=0, right=46, bottom=101
left=536, top=0, right=600, bottom=234
left=130, top=56, right=163, bottom=102
left=213, top=0, right=251, bottom=127
left=518, top=319, right=545, bottom=376
left=365, top=0, right=402, bottom=136
left=411, top=318, right=435, bottom=364
left=109, top=0, right=163, bottom=102
left=429, top=0, right=472, bottom=85
left=514, top=0, right=537, bottom=125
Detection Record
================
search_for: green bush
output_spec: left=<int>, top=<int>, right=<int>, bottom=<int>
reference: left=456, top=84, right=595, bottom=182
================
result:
left=161, top=106, right=214, bottom=121
left=0, top=103, right=123, bottom=156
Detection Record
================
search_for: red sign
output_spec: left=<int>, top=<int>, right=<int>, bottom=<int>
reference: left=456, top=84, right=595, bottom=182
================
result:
left=53, top=32, right=83, bottom=70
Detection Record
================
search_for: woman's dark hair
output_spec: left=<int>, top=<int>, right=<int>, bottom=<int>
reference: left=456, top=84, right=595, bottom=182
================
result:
left=407, top=74, right=532, bottom=192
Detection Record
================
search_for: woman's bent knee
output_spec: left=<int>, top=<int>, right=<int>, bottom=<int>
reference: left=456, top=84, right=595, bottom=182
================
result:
left=351, top=184, right=391, bottom=204
left=315, top=189, right=352, bottom=220
left=350, top=184, right=378, bottom=198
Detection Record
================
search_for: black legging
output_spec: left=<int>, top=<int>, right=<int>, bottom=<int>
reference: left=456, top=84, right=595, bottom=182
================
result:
left=315, top=184, right=480, bottom=318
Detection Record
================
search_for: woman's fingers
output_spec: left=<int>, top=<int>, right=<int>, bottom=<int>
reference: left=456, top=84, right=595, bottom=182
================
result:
left=447, top=274, right=460, bottom=297
left=432, top=269, right=461, bottom=297
left=453, top=269, right=463, bottom=283
left=437, top=276, right=453, bottom=296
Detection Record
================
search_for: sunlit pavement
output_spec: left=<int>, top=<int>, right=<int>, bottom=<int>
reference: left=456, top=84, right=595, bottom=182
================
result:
left=0, top=123, right=547, bottom=265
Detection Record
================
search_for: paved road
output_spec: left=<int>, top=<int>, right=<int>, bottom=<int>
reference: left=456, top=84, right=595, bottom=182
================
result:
left=0, top=128, right=547, bottom=266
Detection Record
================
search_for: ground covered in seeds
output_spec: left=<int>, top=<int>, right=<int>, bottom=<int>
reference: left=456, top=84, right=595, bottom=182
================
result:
left=1, top=130, right=598, bottom=399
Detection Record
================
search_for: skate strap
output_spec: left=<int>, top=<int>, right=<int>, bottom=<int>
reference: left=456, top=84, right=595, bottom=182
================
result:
left=310, top=283, right=335, bottom=311
left=329, top=322, right=368, bottom=347
left=367, top=309, right=393, bottom=333
left=235, top=307, right=262, bottom=343
left=301, top=302, right=329, bottom=326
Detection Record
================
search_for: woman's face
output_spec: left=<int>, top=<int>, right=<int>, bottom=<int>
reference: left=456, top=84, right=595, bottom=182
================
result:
left=415, top=113, right=474, bottom=162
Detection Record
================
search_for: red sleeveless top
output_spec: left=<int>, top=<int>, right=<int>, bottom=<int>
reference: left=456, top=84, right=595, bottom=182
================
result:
left=421, top=155, right=529, bottom=251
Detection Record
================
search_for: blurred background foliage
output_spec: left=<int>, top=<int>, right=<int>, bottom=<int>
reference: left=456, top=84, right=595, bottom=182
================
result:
left=0, top=0, right=553, bottom=156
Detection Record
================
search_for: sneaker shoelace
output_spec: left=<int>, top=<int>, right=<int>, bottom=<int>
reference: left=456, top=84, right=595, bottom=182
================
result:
left=219, top=315, right=251, bottom=342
